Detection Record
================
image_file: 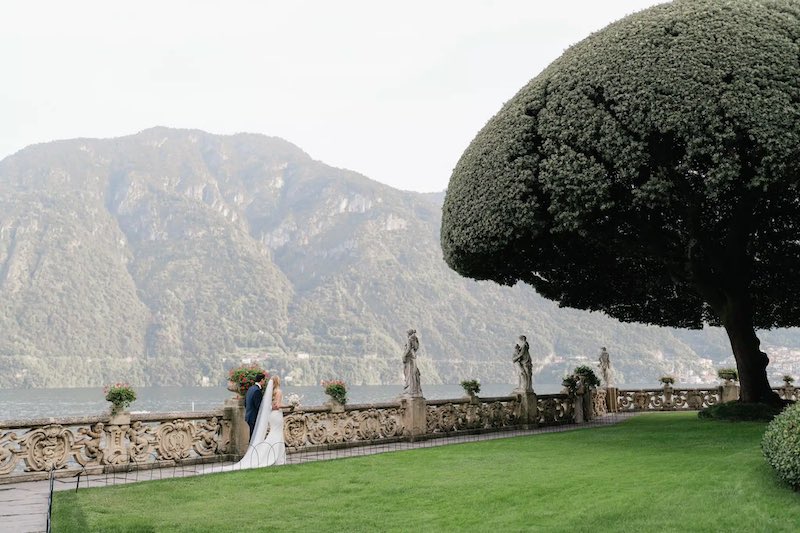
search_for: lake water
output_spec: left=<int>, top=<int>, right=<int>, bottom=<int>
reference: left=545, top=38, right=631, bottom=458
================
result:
left=0, top=383, right=567, bottom=422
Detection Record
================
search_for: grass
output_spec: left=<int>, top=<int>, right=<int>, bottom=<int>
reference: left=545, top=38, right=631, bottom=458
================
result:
left=52, top=413, right=799, bottom=532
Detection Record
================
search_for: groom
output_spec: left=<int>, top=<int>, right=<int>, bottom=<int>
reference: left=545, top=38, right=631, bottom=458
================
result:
left=244, top=373, right=267, bottom=440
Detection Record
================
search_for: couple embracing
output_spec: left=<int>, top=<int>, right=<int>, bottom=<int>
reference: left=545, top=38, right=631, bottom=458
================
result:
left=239, top=373, right=285, bottom=468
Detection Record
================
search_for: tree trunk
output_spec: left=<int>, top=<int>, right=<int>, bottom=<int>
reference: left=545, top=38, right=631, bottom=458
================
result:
left=719, top=293, right=781, bottom=405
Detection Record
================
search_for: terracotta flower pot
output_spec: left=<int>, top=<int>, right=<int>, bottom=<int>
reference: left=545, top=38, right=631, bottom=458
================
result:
left=227, top=380, right=241, bottom=395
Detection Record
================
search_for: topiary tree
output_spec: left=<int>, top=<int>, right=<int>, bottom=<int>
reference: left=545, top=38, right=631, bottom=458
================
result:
left=441, top=0, right=800, bottom=405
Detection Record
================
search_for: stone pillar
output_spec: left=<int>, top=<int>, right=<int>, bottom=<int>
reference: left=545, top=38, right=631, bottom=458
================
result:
left=328, top=400, right=345, bottom=413
left=605, top=387, right=619, bottom=412
left=720, top=381, right=740, bottom=403
left=401, top=396, right=427, bottom=438
left=515, top=391, right=538, bottom=427
left=574, top=391, right=585, bottom=424
left=584, top=387, right=594, bottom=421
left=103, top=411, right=130, bottom=466
left=224, top=397, right=249, bottom=456
left=663, top=384, right=674, bottom=410
left=107, top=411, right=130, bottom=427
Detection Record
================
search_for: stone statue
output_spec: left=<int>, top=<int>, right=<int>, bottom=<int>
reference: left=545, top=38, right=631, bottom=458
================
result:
left=513, top=335, right=533, bottom=392
left=402, top=329, right=422, bottom=397
left=598, top=347, right=612, bottom=386
left=574, top=375, right=586, bottom=423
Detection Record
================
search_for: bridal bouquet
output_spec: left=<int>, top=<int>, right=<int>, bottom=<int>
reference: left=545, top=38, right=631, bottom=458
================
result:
left=286, top=393, right=303, bottom=409
left=322, top=379, right=347, bottom=405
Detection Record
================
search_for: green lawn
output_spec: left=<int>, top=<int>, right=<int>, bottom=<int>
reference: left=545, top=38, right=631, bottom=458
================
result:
left=53, top=413, right=799, bottom=532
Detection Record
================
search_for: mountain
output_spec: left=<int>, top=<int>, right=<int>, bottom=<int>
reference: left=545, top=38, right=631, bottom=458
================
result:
left=1, top=127, right=798, bottom=388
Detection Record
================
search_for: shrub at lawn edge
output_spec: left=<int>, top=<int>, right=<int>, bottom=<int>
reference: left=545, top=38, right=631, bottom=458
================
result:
left=762, top=402, right=800, bottom=490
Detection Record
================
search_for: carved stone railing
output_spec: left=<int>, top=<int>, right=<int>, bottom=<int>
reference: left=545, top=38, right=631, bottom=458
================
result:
left=615, top=387, right=721, bottom=411
left=1, top=389, right=583, bottom=484
left=283, top=402, right=406, bottom=450
left=611, top=382, right=800, bottom=412
left=774, top=385, right=798, bottom=402
left=0, top=410, right=228, bottom=484
left=425, top=396, right=519, bottom=434
left=9, top=380, right=794, bottom=483
left=592, top=389, right=608, bottom=417
left=536, top=394, right=573, bottom=425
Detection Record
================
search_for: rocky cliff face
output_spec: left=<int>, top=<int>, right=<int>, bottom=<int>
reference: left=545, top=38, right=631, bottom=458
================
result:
left=0, top=127, right=796, bottom=387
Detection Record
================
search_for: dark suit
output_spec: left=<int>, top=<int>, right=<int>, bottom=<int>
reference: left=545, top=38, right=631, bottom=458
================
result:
left=244, top=383, right=264, bottom=439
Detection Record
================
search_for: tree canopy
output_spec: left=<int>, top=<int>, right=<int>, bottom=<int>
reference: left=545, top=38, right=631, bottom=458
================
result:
left=441, top=0, right=800, bottom=403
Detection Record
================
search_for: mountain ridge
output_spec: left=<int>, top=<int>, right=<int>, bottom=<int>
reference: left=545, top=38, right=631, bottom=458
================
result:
left=1, top=127, right=798, bottom=388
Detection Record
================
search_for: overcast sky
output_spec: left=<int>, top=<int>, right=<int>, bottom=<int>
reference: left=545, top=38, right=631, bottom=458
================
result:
left=2, top=0, right=664, bottom=192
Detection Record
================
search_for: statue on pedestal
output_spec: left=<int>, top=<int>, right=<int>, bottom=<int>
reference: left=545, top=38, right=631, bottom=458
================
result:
left=402, top=329, right=422, bottom=397
left=573, top=375, right=586, bottom=423
left=513, top=335, right=533, bottom=393
left=598, top=347, right=612, bottom=387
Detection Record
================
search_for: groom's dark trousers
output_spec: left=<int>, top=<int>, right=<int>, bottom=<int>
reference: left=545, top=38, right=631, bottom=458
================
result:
left=244, top=384, right=263, bottom=440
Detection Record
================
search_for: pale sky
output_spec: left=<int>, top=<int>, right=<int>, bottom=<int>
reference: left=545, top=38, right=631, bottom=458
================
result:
left=1, top=0, right=664, bottom=192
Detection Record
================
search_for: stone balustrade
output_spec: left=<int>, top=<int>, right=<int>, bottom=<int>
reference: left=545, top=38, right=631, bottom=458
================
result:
left=775, top=384, right=798, bottom=401
left=1, top=382, right=795, bottom=484
left=611, top=383, right=799, bottom=411
left=425, top=396, right=518, bottom=434
left=0, top=410, right=229, bottom=484
left=537, top=394, right=575, bottom=424
left=283, top=402, right=406, bottom=450
left=0, top=391, right=560, bottom=483
left=615, top=386, right=722, bottom=411
left=592, top=389, right=608, bottom=417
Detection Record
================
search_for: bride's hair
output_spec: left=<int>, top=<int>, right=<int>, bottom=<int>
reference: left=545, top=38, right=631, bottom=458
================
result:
left=272, top=375, right=281, bottom=388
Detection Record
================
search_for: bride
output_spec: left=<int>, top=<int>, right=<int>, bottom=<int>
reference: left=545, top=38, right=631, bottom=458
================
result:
left=227, top=375, right=286, bottom=470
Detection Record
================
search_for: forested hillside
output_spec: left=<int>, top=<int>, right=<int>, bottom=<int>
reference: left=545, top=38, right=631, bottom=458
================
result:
left=1, top=128, right=797, bottom=387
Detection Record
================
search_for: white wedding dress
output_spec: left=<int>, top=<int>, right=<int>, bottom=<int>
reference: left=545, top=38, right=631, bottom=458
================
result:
left=219, top=380, right=286, bottom=471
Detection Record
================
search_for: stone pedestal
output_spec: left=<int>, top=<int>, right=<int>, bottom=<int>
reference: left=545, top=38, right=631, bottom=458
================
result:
left=104, top=411, right=131, bottom=466
left=605, top=387, right=619, bottom=412
left=107, top=411, right=130, bottom=427
left=721, top=381, right=740, bottom=403
left=327, top=400, right=345, bottom=413
left=584, top=388, right=594, bottom=421
left=514, top=391, right=538, bottom=427
left=574, top=392, right=585, bottom=423
left=224, top=396, right=248, bottom=456
left=663, top=384, right=674, bottom=409
left=401, top=396, right=426, bottom=438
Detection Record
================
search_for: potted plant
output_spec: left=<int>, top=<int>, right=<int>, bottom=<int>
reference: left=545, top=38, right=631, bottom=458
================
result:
left=574, top=365, right=601, bottom=388
left=227, top=364, right=268, bottom=396
left=322, top=379, right=347, bottom=405
left=460, top=379, right=481, bottom=396
left=659, top=376, right=675, bottom=386
left=717, top=368, right=738, bottom=381
left=104, top=383, right=136, bottom=414
left=562, top=374, right=579, bottom=395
